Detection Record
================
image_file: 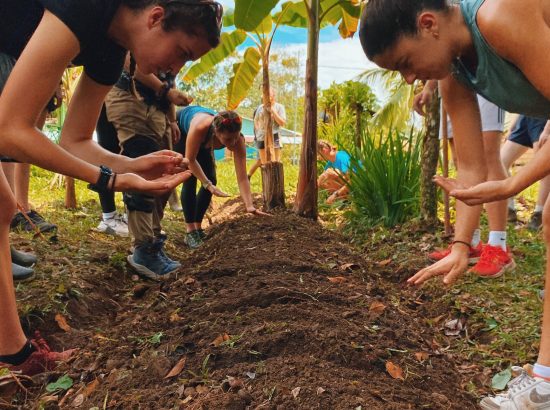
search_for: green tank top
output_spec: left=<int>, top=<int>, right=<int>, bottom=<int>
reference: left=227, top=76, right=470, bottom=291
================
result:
left=452, top=0, right=550, bottom=118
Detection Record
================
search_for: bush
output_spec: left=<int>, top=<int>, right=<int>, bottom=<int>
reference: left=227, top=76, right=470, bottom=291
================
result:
left=346, top=128, right=422, bottom=228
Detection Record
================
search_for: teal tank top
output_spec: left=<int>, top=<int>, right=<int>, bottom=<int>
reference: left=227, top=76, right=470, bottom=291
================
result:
left=452, top=0, right=550, bottom=118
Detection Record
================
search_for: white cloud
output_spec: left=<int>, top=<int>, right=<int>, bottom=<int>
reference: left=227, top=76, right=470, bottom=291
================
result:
left=271, top=38, right=377, bottom=90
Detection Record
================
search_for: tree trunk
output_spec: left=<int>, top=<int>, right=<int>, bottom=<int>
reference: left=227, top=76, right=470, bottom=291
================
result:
left=65, top=176, right=77, bottom=209
left=262, top=162, right=285, bottom=211
left=293, top=0, right=319, bottom=220
left=420, top=89, right=440, bottom=227
left=260, top=47, right=285, bottom=208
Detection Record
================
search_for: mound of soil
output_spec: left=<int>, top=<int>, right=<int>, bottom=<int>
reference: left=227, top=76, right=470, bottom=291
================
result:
left=7, top=204, right=477, bottom=409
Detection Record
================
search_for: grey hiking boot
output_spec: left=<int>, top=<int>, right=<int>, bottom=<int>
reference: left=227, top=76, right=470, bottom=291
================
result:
left=184, top=230, right=203, bottom=249
left=197, top=229, right=207, bottom=241
left=528, top=211, right=543, bottom=231
left=154, top=234, right=181, bottom=269
left=10, top=246, right=37, bottom=267
left=12, top=263, right=34, bottom=282
left=127, top=243, right=180, bottom=281
left=480, top=373, right=550, bottom=409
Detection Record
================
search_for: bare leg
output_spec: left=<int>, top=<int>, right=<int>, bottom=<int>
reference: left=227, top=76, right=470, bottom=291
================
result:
left=0, top=166, right=27, bottom=356
left=538, top=195, right=550, bottom=367
left=247, top=159, right=262, bottom=178
left=483, top=131, right=507, bottom=232
left=538, top=175, right=550, bottom=208
left=258, top=148, right=267, bottom=165
left=273, top=148, right=282, bottom=162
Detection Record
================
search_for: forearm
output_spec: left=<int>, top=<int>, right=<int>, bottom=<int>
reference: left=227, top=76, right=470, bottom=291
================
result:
left=453, top=166, right=485, bottom=243
left=187, top=158, right=210, bottom=186
left=0, top=123, right=100, bottom=183
left=234, top=154, right=254, bottom=209
left=59, top=137, right=134, bottom=173
left=272, top=109, right=286, bottom=127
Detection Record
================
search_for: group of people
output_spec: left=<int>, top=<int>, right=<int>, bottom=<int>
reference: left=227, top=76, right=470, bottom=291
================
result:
left=2, top=0, right=550, bottom=407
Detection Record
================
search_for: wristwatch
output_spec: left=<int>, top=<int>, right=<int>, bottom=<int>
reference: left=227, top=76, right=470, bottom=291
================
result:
left=88, top=165, right=113, bottom=192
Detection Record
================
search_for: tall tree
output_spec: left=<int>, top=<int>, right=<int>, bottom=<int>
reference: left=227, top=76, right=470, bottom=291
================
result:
left=289, top=0, right=362, bottom=219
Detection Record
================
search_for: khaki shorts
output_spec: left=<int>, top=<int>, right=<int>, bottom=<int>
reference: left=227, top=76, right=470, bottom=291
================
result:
left=105, top=87, right=167, bottom=147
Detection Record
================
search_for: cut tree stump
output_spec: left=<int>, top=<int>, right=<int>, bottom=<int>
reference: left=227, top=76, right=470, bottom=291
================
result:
left=261, top=162, right=285, bottom=211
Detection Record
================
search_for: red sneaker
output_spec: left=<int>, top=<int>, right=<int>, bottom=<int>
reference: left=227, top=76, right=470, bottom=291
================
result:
left=0, top=332, right=76, bottom=376
left=428, top=242, right=483, bottom=264
left=469, top=244, right=516, bottom=278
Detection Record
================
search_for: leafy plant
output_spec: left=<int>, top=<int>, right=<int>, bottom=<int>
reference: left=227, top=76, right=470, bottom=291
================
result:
left=346, top=128, right=422, bottom=228
left=46, top=374, right=73, bottom=393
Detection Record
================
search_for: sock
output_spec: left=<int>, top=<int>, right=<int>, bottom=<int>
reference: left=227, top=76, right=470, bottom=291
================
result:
left=471, top=229, right=481, bottom=247
left=534, top=363, right=550, bottom=380
left=0, top=341, right=35, bottom=366
left=488, top=231, right=507, bottom=250
left=535, top=205, right=544, bottom=213
left=102, top=211, right=116, bottom=221
left=508, top=198, right=516, bottom=211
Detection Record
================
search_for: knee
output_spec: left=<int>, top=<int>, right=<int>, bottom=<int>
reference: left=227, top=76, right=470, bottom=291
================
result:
left=124, top=192, right=154, bottom=213
left=0, top=193, right=16, bottom=225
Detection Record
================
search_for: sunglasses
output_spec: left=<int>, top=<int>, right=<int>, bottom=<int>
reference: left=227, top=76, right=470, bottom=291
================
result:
left=165, top=0, right=223, bottom=30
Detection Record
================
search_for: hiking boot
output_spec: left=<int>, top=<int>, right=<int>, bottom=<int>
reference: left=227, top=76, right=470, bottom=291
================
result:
left=127, top=243, right=179, bottom=280
left=154, top=234, right=181, bottom=269
left=10, top=210, right=57, bottom=234
left=528, top=211, right=543, bottom=231
left=428, top=241, right=483, bottom=264
left=12, top=263, right=34, bottom=282
left=96, top=214, right=129, bottom=237
left=480, top=374, right=550, bottom=409
left=508, top=208, right=518, bottom=223
left=184, top=230, right=203, bottom=249
left=10, top=246, right=37, bottom=267
left=470, top=245, right=516, bottom=278
left=0, top=332, right=75, bottom=376
left=197, top=229, right=207, bottom=241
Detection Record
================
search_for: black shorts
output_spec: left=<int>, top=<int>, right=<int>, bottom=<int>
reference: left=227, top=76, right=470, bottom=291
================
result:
left=255, top=133, right=280, bottom=150
left=508, top=115, right=547, bottom=148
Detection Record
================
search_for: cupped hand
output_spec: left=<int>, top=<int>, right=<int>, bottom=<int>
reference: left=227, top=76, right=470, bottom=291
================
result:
left=407, top=246, right=470, bottom=286
left=115, top=170, right=192, bottom=196
left=207, top=184, right=230, bottom=197
left=131, top=150, right=186, bottom=180
left=167, top=89, right=193, bottom=106
left=433, top=175, right=513, bottom=206
left=413, top=88, right=434, bottom=116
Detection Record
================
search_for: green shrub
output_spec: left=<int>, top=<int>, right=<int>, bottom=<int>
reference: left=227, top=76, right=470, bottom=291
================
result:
left=346, top=128, right=422, bottom=228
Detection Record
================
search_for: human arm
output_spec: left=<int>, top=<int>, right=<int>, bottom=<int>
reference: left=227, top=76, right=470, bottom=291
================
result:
left=167, top=104, right=181, bottom=145
left=185, top=116, right=229, bottom=197
left=232, top=138, right=267, bottom=215
left=0, top=11, right=186, bottom=194
left=408, top=76, right=486, bottom=286
left=412, top=80, right=438, bottom=116
left=271, top=104, right=286, bottom=127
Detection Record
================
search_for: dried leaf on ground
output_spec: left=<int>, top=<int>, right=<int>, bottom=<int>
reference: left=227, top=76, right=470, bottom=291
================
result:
left=291, top=387, right=301, bottom=399
left=327, top=276, right=347, bottom=284
left=386, top=361, right=404, bottom=380
left=414, top=352, right=429, bottom=363
left=444, top=318, right=465, bottom=336
left=210, top=333, right=230, bottom=347
left=165, top=358, right=187, bottom=379
left=377, top=259, right=392, bottom=267
left=369, top=301, right=386, bottom=314
left=340, top=262, right=359, bottom=271
left=316, top=387, right=326, bottom=395
left=55, top=313, right=71, bottom=332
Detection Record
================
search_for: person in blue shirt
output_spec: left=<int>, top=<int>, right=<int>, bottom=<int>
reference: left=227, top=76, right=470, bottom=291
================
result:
left=317, top=140, right=351, bottom=204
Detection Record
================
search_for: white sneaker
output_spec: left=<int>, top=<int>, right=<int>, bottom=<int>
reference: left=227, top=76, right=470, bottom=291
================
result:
left=96, top=215, right=129, bottom=237
left=480, top=373, right=550, bottom=409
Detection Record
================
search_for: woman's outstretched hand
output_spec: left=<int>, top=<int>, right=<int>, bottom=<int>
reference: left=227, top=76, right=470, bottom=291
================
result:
left=433, top=175, right=514, bottom=206
left=114, top=171, right=192, bottom=196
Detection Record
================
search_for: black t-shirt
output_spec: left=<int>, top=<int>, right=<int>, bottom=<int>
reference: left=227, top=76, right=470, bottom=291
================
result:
left=0, top=0, right=126, bottom=85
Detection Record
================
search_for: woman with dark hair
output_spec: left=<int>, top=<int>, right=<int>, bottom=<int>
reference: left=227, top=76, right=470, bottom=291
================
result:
left=360, top=0, right=550, bottom=407
left=175, top=107, right=267, bottom=248
left=0, top=0, right=222, bottom=375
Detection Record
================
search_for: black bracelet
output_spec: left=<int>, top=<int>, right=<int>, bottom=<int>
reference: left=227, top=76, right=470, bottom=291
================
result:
left=452, top=240, right=471, bottom=248
left=87, top=165, right=113, bottom=193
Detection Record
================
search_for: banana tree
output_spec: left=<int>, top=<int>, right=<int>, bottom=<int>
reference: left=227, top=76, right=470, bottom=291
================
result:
left=286, top=0, right=362, bottom=219
left=183, top=1, right=291, bottom=209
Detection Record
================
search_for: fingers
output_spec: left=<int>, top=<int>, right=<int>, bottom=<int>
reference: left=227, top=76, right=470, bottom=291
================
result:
left=407, top=264, right=442, bottom=286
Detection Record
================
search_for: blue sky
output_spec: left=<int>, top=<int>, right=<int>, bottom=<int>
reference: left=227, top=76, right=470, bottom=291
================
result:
left=217, top=1, right=376, bottom=89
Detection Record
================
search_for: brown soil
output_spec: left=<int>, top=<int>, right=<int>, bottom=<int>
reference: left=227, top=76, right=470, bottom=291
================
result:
left=7, top=201, right=478, bottom=409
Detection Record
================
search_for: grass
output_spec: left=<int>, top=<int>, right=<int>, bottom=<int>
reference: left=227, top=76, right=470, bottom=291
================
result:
left=21, top=152, right=548, bottom=391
